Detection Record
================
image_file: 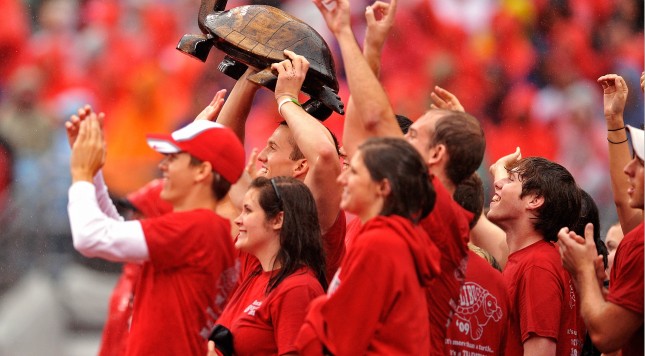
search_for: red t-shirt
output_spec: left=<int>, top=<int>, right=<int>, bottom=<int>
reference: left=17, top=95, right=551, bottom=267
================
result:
left=125, top=209, right=238, bottom=356
left=445, top=250, right=509, bottom=355
left=216, top=267, right=324, bottom=356
left=98, top=179, right=171, bottom=356
left=297, top=215, right=441, bottom=355
left=607, top=221, right=644, bottom=355
left=503, top=240, right=584, bottom=355
left=419, top=176, right=473, bottom=354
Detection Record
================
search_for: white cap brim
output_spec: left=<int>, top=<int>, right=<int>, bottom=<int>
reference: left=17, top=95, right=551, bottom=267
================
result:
left=146, top=136, right=181, bottom=154
left=627, top=125, right=644, bottom=161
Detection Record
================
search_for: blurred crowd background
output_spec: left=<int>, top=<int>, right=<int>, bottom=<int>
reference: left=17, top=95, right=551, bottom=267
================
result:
left=0, top=0, right=642, bottom=354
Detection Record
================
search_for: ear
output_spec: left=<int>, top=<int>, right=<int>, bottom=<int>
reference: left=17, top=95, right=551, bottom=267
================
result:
left=377, top=179, right=392, bottom=198
left=427, top=144, right=447, bottom=166
left=194, top=161, right=214, bottom=183
left=271, top=211, right=284, bottom=231
left=292, top=158, right=309, bottom=179
left=525, top=194, right=544, bottom=211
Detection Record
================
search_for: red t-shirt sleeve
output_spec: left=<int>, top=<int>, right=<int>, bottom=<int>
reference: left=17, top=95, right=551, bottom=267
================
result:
left=271, top=282, right=324, bottom=355
left=517, top=265, right=562, bottom=342
left=141, top=210, right=228, bottom=270
left=607, top=224, right=644, bottom=315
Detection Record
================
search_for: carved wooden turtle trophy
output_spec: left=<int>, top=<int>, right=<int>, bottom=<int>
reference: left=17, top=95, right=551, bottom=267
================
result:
left=177, top=0, right=344, bottom=120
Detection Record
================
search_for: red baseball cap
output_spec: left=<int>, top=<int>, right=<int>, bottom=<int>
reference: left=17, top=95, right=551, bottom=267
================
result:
left=146, top=121, right=245, bottom=183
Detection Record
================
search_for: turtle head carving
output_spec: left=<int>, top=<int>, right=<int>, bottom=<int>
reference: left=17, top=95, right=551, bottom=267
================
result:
left=176, top=2, right=344, bottom=120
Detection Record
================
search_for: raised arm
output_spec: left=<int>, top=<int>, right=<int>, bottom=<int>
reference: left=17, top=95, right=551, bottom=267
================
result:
left=195, top=88, right=251, bottom=210
left=315, top=0, right=400, bottom=159
left=216, top=69, right=260, bottom=142
left=68, top=115, right=149, bottom=262
left=597, top=74, right=642, bottom=233
left=362, top=1, right=395, bottom=79
left=272, top=50, right=342, bottom=233
left=339, top=0, right=401, bottom=158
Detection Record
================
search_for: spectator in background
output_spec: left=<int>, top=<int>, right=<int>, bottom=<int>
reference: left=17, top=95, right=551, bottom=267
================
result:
left=604, top=223, right=624, bottom=280
left=571, top=189, right=609, bottom=356
left=0, top=66, right=57, bottom=251
left=572, top=189, right=609, bottom=270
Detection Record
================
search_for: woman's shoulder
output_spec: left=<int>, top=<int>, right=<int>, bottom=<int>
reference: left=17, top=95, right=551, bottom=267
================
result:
left=273, top=267, right=324, bottom=293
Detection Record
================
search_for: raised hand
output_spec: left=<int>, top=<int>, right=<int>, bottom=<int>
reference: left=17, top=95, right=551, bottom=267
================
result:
left=489, top=147, right=521, bottom=180
left=245, top=148, right=260, bottom=179
left=312, top=0, right=352, bottom=36
left=364, top=0, right=397, bottom=53
left=429, top=86, right=465, bottom=112
left=65, top=105, right=105, bottom=148
left=557, top=223, right=599, bottom=280
left=70, top=114, right=106, bottom=183
left=597, top=74, right=628, bottom=120
left=272, top=49, right=309, bottom=102
left=195, top=89, right=227, bottom=122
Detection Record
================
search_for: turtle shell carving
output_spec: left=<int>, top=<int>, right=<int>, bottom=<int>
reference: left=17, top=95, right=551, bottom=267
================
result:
left=178, top=2, right=344, bottom=120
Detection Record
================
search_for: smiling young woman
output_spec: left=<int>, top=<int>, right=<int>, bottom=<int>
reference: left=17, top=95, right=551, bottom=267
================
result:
left=209, top=177, right=327, bottom=356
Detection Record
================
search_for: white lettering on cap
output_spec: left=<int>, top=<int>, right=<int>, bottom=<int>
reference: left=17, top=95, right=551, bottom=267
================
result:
left=146, top=138, right=181, bottom=154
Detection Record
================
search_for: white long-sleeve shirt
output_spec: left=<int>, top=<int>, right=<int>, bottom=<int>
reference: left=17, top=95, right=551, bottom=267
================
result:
left=67, top=172, right=149, bottom=263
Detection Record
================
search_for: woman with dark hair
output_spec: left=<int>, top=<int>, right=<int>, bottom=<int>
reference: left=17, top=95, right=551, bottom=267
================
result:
left=297, top=137, right=441, bottom=355
left=208, top=176, right=326, bottom=356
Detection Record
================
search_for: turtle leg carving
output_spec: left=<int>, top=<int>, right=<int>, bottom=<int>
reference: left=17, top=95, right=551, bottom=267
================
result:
left=177, top=34, right=213, bottom=62
left=317, top=85, right=345, bottom=115
left=246, top=68, right=278, bottom=91
left=301, top=99, right=333, bottom=121
left=218, top=56, right=248, bottom=80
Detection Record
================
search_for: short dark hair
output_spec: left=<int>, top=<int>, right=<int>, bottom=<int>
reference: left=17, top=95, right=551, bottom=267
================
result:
left=250, top=176, right=327, bottom=292
left=430, top=111, right=486, bottom=185
left=572, top=189, right=608, bottom=269
left=359, top=137, right=436, bottom=223
left=189, top=155, right=231, bottom=200
left=278, top=121, right=340, bottom=161
left=508, top=157, right=581, bottom=242
left=395, top=114, right=413, bottom=134
left=453, top=173, right=484, bottom=229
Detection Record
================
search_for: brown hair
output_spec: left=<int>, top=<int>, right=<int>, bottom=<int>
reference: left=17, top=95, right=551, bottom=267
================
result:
left=430, top=110, right=485, bottom=185
left=250, top=176, right=327, bottom=292
left=509, top=157, right=581, bottom=242
left=359, top=137, right=436, bottom=223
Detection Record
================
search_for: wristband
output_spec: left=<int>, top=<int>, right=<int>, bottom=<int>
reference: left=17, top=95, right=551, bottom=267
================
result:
left=607, top=126, right=626, bottom=131
left=278, top=97, right=301, bottom=117
left=607, top=137, right=628, bottom=144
